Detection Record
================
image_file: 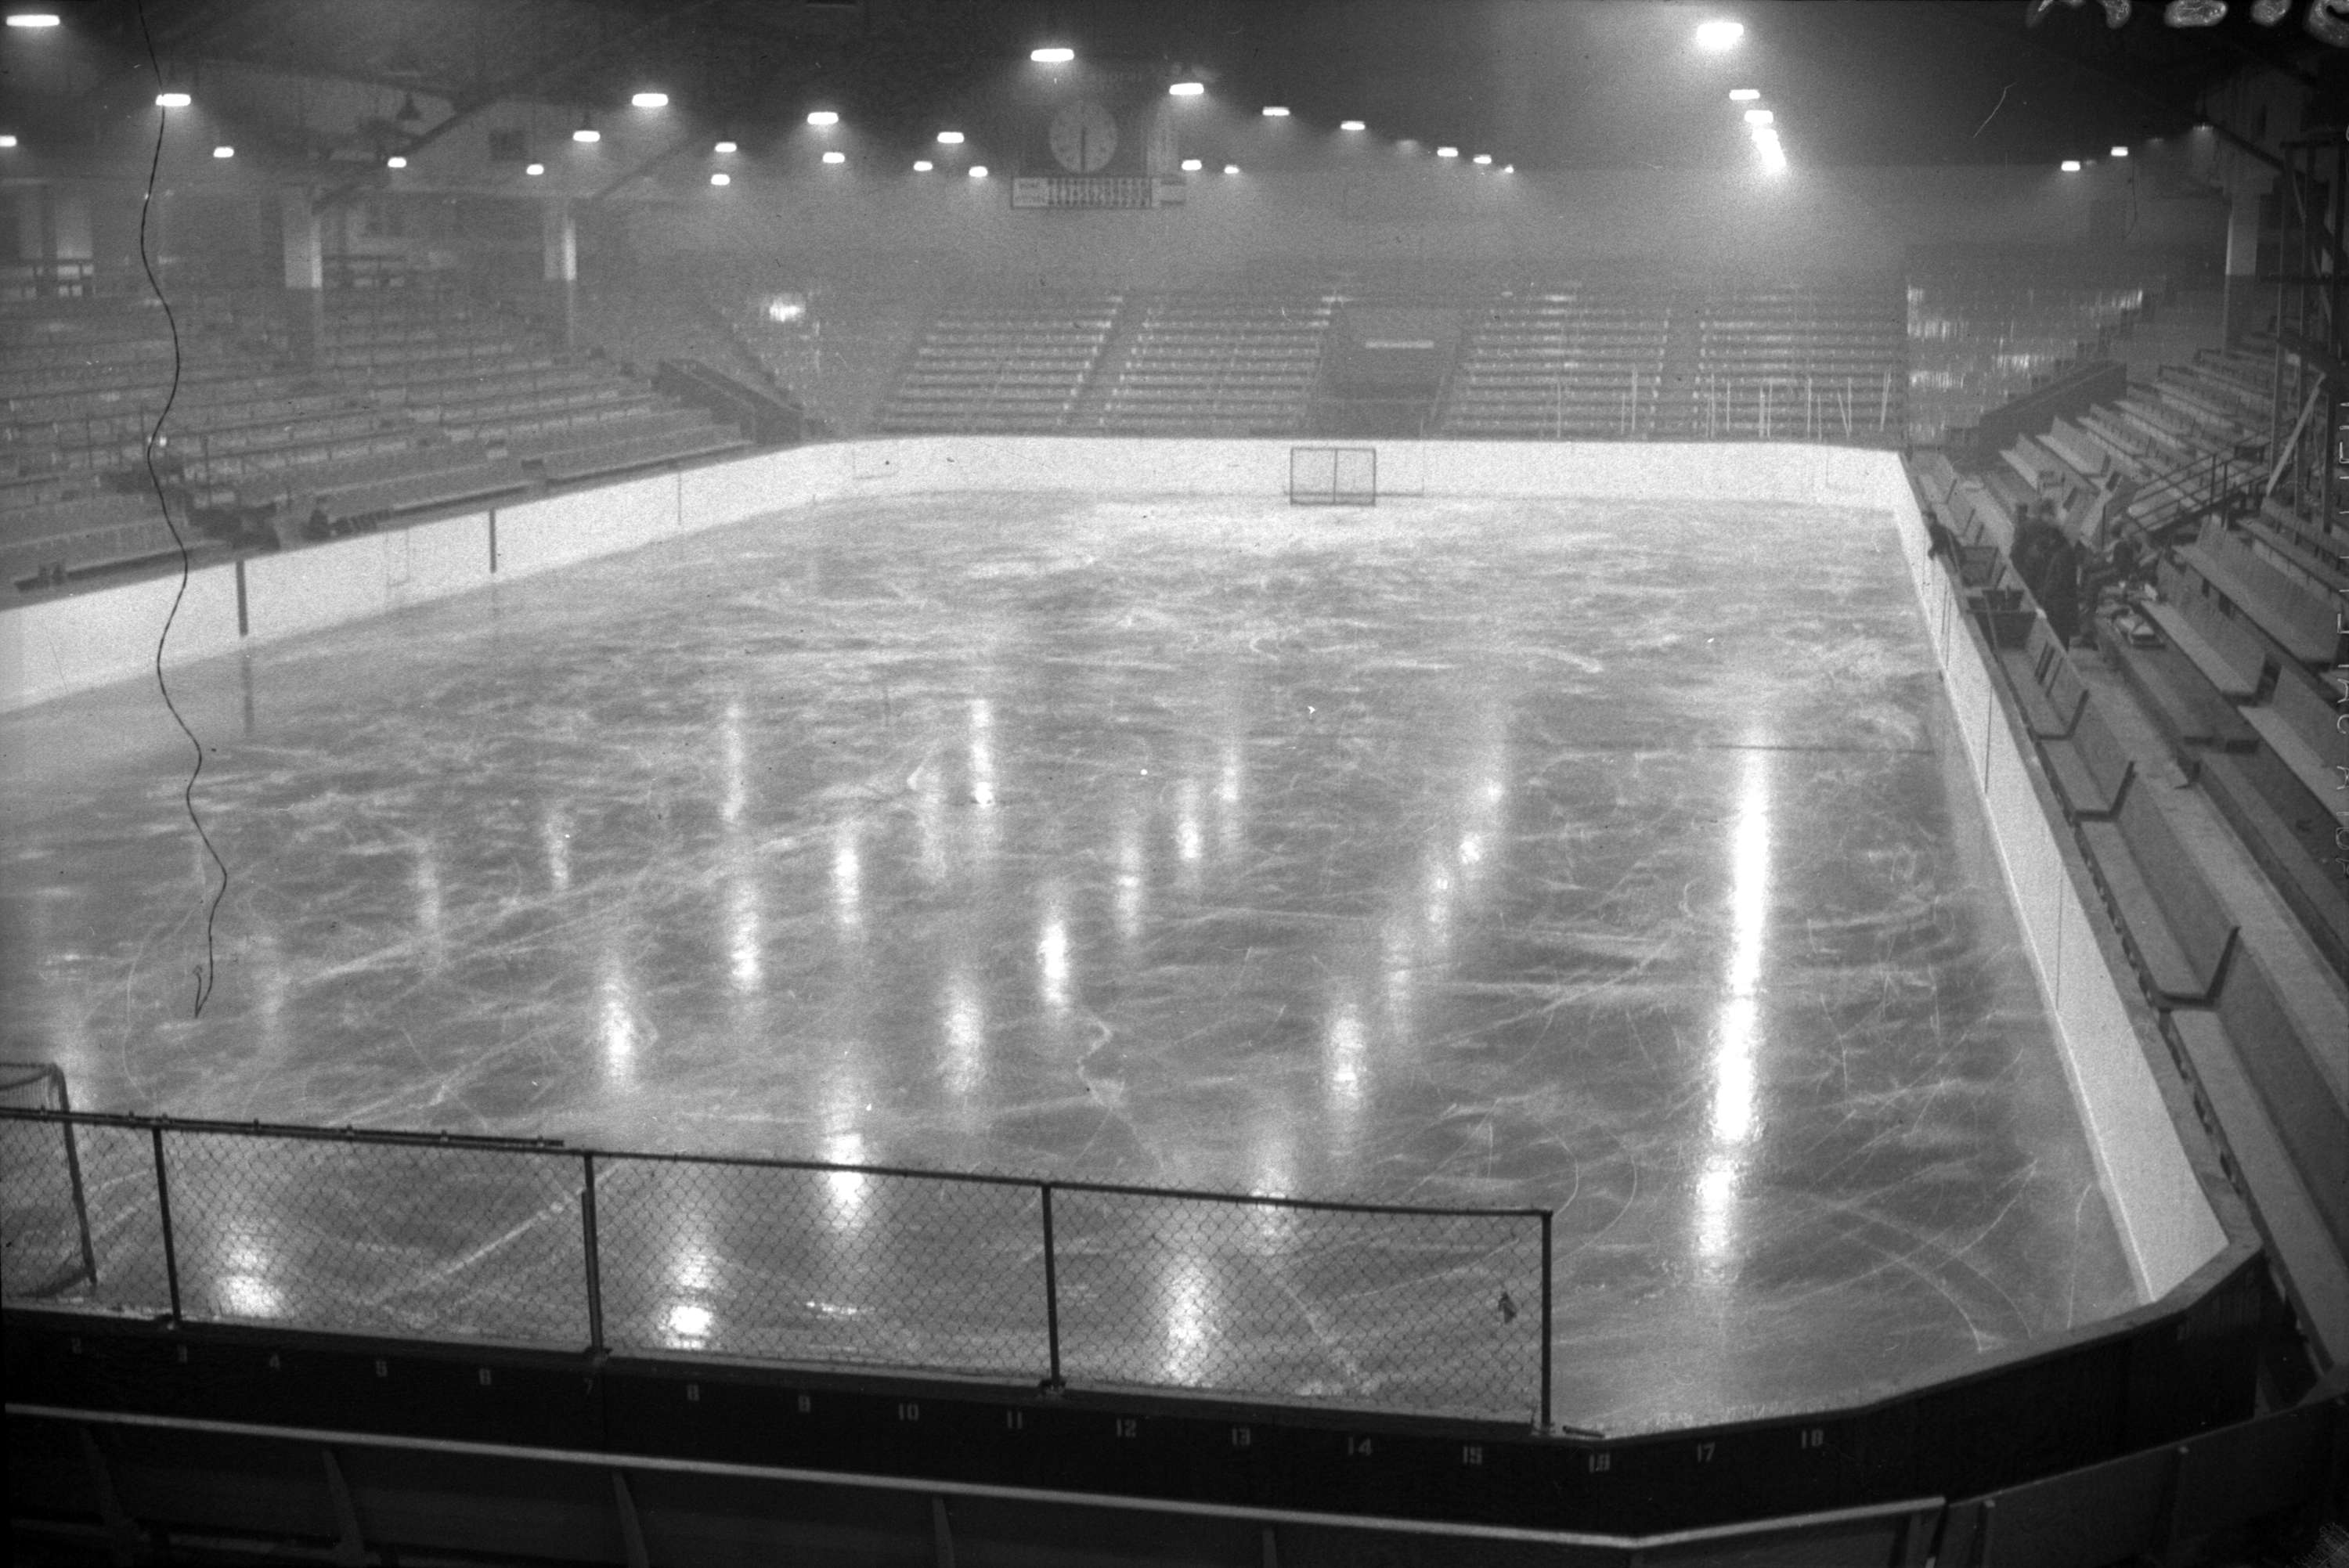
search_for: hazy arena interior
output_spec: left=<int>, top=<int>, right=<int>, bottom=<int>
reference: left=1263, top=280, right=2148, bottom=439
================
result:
left=0, top=2, right=2344, bottom=1563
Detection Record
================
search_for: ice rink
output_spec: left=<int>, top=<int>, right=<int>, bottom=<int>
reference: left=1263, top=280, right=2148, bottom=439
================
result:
left=0, top=488, right=2137, bottom=1432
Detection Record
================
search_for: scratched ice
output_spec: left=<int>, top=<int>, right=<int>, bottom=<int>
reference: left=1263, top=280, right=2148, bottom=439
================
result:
left=0, top=492, right=2137, bottom=1431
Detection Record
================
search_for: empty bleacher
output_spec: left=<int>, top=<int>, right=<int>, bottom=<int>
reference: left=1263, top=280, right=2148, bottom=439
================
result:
left=1907, top=253, right=2164, bottom=449
left=1437, top=282, right=1672, bottom=438
left=1690, top=280, right=1907, bottom=445
left=874, top=293, right=1120, bottom=434
left=1087, top=292, right=1333, bottom=434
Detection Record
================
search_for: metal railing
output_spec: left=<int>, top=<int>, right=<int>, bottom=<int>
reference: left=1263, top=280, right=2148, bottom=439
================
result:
left=0, top=1107, right=1555, bottom=1429
left=1698, top=370, right=1897, bottom=442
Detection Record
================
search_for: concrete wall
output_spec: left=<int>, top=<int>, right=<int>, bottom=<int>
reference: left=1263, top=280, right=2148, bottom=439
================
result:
left=0, top=434, right=2228, bottom=1301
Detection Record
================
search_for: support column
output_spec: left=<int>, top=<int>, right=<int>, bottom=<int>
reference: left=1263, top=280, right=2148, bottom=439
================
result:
left=542, top=196, right=577, bottom=351
left=2221, top=182, right=2264, bottom=349
left=280, top=192, right=324, bottom=367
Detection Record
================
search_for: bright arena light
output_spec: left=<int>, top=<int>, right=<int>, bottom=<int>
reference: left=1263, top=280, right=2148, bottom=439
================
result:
left=1696, top=19, right=1745, bottom=49
left=525, top=163, right=544, bottom=176
left=1754, top=128, right=1787, bottom=173
left=0, top=135, right=19, bottom=148
left=1222, top=162, right=1239, bottom=174
left=912, top=159, right=933, bottom=171
left=2110, top=145, right=2129, bottom=157
left=821, top=149, right=846, bottom=164
left=1436, top=146, right=1459, bottom=158
left=936, top=130, right=965, bottom=144
left=1503, top=164, right=1514, bottom=172
left=1180, top=157, right=1202, bottom=171
left=1030, top=46, right=1074, bottom=63
left=709, top=171, right=729, bottom=185
left=572, top=128, right=601, bottom=142
left=2061, top=158, right=2082, bottom=171
left=968, top=164, right=988, bottom=178
left=211, top=144, right=233, bottom=158
left=156, top=92, right=191, bottom=109
left=1472, top=153, right=1491, bottom=164
left=386, top=154, right=406, bottom=168
left=1168, top=81, right=1205, bottom=97
left=7, top=13, right=63, bottom=25
left=1340, top=119, right=1366, bottom=131
left=1729, top=88, right=1761, bottom=102
left=713, top=140, right=736, bottom=153
left=1743, top=108, right=1773, bottom=125
left=806, top=110, right=839, bottom=127
left=1261, top=106, right=1290, bottom=117
left=631, top=92, right=669, bottom=108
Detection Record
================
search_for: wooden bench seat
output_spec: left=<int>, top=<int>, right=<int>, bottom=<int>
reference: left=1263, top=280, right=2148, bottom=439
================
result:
left=2177, top=526, right=2341, bottom=666
left=2040, top=694, right=2136, bottom=820
left=2077, top=784, right=2240, bottom=1005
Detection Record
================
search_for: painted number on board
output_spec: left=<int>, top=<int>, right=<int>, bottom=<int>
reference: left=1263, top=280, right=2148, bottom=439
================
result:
left=1230, top=1427, right=1252, bottom=1449
left=1800, top=1427, right=1825, bottom=1451
left=1694, top=1441, right=1716, bottom=1464
left=1346, top=1436, right=1373, bottom=1458
left=1114, top=1418, right=1139, bottom=1439
left=897, top=1403, right=920, bottom=1423
left=1587, top=1452, right=1611, bottom=1474
left=1005, top=1411, right=1025, bottom=1432
left=796, top=1394, right=811, bottom=1414
left=1461, top=1445, right=1484, bottom=1467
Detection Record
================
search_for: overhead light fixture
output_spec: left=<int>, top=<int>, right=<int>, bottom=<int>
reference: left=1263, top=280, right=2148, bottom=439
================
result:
left=6, top=13, right=63, bottom=25
left=1472, top=153, right=1491, bottom=164
left=1502, top=164, right=1514, bottom=172
left=1743, top=108, right=1773, bottom=125
left=1340, top=120, right=1366, bottom=131
left=631, top=92, right=669, bottom=109
left=1223, top=162, right=1239, bottom=174
left=156, top=92, right=192, bottom=109
left=1695, top=19, right=1744, bottom=49
left=1030, top=46, right=1074, bottom=63
left=573, top=127, right=601, bottom=143
left=2061, top=158, right=2082, bottom=171
left=806, top=110, right=839, bottom=127
left=1436, top=146, right=1459, bottom=157
left=713, top=140, right=736, bottom=153
left=821, top=149, right=846, bottom=164
left=385, top=154, right=407, bottom=168
left=936, top=130, right=965, bottom=144
left=211, top=144, right=233, bottom=158
left=1180, top=157, right=1202, bottom=171
left=968, top=164, right=988, bottom=178
left=1728, top=88, right=1760, bottom=102
left=1261, top=106, right=1290, bottom=117
left=2109, top=145, right=2129, bottom=157
left=525, top=162, right=544, bottom=176
left=912, top=159, right=933, bottom=171
left=1168, top=81, right=1204, bottom=97
left=0, top=135, right=18, bottom=148
left=709, top=171, right=729, bottom=186
left=1753, top=127, right=1786, bottom=172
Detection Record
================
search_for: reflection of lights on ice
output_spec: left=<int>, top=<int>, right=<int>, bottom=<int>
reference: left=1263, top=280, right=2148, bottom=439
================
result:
left=1175, top=779, right=1203, bottom=865
left=1164, top=1257, right=1212, bottom=1382
left=1697, top=1156, right=1740, bottom=1263
left=218, top=1274, right=283, bottom=1317
left=1326, top=1004, right=1365, bottom=1093
left=1039, top=910, right=1070, bottom=1010
left=832, top=819, right=863, bottom=930
left=666, top=1302, right=713, bottom=1341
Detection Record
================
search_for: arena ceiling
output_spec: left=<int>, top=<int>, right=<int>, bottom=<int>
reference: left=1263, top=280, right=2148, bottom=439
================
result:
left=12, top=0, right=2346, bottom=173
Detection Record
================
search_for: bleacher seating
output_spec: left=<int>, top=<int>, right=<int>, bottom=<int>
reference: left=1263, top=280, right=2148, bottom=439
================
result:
left=874, top=293, right=1120, bottom=434
left=1690, top=282, right=1906, bottom=444
left=1088, top=294, right=1333, bottom=434
left=1907, top=254, right=2163, bottom=448
left=1437, top=283, right=1671, bottom=438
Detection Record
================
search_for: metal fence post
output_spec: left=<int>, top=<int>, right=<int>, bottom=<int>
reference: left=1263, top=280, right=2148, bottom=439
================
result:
left=581, top=1152, right=605, bottom=1355
left=54, top=1077, right=98, bottom=1292
left=150, top=1124, right=182, bottom=1323
left=1040, top=1184, right=1064, bottom=1392
left=1539, top=1210, right=1553, bottom=1436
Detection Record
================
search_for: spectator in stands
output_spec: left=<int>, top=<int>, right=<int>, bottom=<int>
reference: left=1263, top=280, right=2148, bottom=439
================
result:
left=2037, top=533, right=2084, bottom=647
left=1925, top=518, right=1962, bottom=566
left=304, top=500, right=334, bottom=542
left=2009, top=504, right=2062, bottom=597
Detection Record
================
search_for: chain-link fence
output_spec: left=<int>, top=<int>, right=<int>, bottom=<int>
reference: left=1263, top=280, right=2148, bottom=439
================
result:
left=0, top=1106, right=1553, bottom=1426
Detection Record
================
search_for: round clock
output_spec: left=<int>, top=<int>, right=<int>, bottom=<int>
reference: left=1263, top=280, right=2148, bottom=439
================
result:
left=1048, top=99, right=1119, bottom=173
